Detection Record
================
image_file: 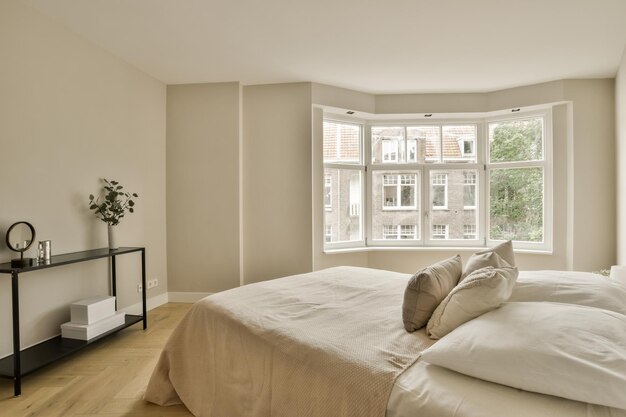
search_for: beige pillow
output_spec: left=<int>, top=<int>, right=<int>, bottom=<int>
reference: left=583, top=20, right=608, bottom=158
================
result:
left=427, top=266, right=518, bottom=339
left=402, top=255, right=462, bottom=332
left=462, top=240, right=515, bottom=280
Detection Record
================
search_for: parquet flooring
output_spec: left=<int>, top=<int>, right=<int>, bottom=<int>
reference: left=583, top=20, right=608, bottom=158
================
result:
left=0, top=303, right=194, bottom=417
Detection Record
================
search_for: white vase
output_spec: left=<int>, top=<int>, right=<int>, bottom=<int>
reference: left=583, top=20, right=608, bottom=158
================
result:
left=107, top=224, right=118, bottom=250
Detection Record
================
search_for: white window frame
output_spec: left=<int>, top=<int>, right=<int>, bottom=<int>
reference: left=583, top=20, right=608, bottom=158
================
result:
left=486, top=109, right=552, bottom=251
left=321, top=107, right=552, bottom=251
left=323, top=118, right=366, bottom=250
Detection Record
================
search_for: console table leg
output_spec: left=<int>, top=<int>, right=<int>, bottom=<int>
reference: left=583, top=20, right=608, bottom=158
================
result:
left=141, top=249, right=147, bottom=330
left=12, top=271, right=21, bottom=396
left=111, top=255, right=117, bottom=310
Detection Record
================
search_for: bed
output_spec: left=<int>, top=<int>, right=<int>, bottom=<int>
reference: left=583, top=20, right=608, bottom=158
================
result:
left=145, top=266, right=626, bottom=417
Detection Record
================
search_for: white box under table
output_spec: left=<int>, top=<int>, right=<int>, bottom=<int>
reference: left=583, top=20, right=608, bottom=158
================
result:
left=70, top=295, right=116, bottom=325
left=61, top=312, right=126, bottom=341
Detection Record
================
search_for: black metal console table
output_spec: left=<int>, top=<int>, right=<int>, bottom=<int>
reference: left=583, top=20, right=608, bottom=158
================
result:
left=0, top=247, right=146, bottom=396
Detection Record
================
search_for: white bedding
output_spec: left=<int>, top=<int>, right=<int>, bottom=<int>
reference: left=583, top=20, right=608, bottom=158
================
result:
left=146, top=267, right=626, bottom=417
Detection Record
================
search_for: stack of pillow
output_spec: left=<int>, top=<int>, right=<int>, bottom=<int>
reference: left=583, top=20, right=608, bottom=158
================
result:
left=402, top=240, right=518, bottom=339
left=400, top=242, right=626, bottom=410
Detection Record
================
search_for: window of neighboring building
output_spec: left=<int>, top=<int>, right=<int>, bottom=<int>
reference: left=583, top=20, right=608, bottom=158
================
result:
left=431, top=173, right=448, bottom=210
left=407, top=139, right=417, bottom=162
left=325, top=225, right=332, bottom=243
left=383, top=225, right=398, bottom=239
left=383, top=224, right=417, bottom=240
left=324, top=175, right=332, bottom=211
left=463, top=172, right=477, bottom=209
left=432, top=224, right=448, bottom=240
left=382, top=139, right=398, bottom=162
left=383, top=174, right=417, bottom=210
left=400, top=225, right=416, bottom=239
left=462, top=137, right=475, bottom=156
left=464, top=224, right=477, bottom=240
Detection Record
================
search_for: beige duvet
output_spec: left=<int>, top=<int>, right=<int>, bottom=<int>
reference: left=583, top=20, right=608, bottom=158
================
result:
left=145, top=266, right=433, bottom=417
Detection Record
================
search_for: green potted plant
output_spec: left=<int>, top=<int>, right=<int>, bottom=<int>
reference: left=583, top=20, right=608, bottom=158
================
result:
left=88, top=179, right=139, bottom=249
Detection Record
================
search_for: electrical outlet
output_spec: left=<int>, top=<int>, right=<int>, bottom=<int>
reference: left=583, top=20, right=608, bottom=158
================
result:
left=137, top=283, right=143, bottom=293
left=147, top=279, right=159, bottom=289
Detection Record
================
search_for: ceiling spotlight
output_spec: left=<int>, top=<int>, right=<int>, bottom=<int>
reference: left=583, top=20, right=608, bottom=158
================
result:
left=424, top=114, right=433, bottom=117
left=346, top=111, right=355, bottom=115
left=512, top=108, right=521, bottom=112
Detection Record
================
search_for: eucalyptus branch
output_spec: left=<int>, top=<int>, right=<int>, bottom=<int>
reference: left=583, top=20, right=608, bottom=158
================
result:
left=88, top=179, right=139, bottom=226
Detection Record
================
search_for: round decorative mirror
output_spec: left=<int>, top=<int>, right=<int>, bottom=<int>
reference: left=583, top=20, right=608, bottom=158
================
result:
left=5, top=221, right=36, bottom=267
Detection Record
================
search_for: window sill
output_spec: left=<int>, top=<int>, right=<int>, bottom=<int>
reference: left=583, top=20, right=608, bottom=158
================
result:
left=323, top=246, right=553, bottom=255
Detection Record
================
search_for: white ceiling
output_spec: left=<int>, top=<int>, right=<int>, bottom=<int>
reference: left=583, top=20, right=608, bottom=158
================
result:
left=27, top=0, right=626, bottom=94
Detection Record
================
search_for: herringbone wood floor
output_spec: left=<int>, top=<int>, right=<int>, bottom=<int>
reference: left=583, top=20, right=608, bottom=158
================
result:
left=0, top=303, right=194, bottom=417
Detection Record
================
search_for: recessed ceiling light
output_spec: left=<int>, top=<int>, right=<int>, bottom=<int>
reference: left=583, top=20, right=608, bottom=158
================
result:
left=424, top=114, right=433, bottom=117
left=512, top=108, right=521, bottom=112
left=346, top=111, right=355, bottom=115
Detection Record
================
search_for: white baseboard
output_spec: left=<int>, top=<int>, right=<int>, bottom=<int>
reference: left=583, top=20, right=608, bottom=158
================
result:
left=168, top=292, right=212, bottom=303
left=119, top=292, right=169, bottom=315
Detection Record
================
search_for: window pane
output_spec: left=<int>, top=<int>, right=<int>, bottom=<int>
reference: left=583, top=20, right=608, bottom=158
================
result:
left=489, top=118, right=543, bottom=163
left=372, top=170, right=420, bottom=240
left=443, top=125, right=477, bottom=163
left=323, top=121, right=361, bottom=164
left=372, top=127, right=404, bottom=164
left=407, top=126, right=440, bottom=163
left=430, top=169, right=479, bottom=240
left=324, top=168, right=362, bottom=243
left=489, top=167, right=543, bottom=242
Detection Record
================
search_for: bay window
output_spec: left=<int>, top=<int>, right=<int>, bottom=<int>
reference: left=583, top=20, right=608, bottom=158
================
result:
left=322, top=109, right=551, bottom=251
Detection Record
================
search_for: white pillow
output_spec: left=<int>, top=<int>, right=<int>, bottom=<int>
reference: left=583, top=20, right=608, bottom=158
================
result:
left=462, top=240, right=515, bottom=280
left=511, top=270, right=626, bottom=315
left=420, top=302, right=626, bottom=409
left=426, top=266, right=518, bottom=339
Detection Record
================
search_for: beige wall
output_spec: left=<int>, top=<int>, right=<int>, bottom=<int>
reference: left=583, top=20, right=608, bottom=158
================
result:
left=617, top=46, right=626, bottom=264
left=563, top=80, right=616, bottom=271
left=242, top=83, right=314, bottom=283
left=0, top=0, right=166, bottom=357
left=166, top=83, right=241, bottom=292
